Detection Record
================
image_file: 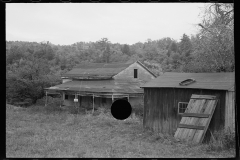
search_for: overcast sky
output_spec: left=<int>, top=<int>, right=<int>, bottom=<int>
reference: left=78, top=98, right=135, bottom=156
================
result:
left=6, top=3, right=206, bottom=45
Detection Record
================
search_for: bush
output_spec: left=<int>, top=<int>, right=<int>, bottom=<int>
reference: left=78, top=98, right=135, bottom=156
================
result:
left=206, top=128, right=235, bottom=151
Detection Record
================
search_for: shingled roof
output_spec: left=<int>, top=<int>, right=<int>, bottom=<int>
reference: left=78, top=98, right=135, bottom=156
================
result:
left=141, top=72, right=235, bottom=91
left=61, top=61, right=156, bottom=79
left=61, top=62, right=133, bottom=79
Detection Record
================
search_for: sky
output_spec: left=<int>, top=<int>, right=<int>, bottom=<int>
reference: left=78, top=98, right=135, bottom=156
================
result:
left=6, top=3, right=206, bottom=45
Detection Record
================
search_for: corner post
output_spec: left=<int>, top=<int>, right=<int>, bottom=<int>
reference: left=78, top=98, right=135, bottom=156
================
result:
left=92, top=94, right=95, bottom=114
left=45, top=91, right=48, bottom=107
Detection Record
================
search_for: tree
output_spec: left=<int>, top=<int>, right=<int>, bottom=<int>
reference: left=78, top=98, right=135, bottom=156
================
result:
left=179, top=34, right=192, bottom=57
left=97, top=38, right=111, bottom=63
left=196, top=3, right=234, bottom=72
left=121, top=44, right=131, bottom=56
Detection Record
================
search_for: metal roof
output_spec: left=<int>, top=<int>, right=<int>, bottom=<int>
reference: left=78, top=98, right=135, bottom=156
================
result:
left=61, top=62, right=133, bottom=78
left=141, top=72, right=235, bottom=91
left=61, top=61, right=157, bottom=78
left=46, top=79, right=145, bottom=94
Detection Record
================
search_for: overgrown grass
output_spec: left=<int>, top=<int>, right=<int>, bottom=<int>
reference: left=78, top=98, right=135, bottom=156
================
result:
left=6, top=104, right=236, bottom=158
left=204, top=128, right=236, bottom=152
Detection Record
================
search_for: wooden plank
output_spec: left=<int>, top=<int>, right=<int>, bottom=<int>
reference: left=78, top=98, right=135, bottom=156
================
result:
left=191, top=94, right=216, bottom=100
left=178, top=124, right=205, bottom=130
left=192, top=100, right=213, bottom=143
left=198, top=99, right=218, bottom=143
left=174, top=99, right=195, bottom=139
left=175, top=94, right=218, bottom=144
left=182, top=99, right=206, bottom=140
left=175, top=99, right=196, bottom=139
left=186, top=99, right=209, bottom=142
left=179, top=99, right=202, bottom=140
left=191, top=100, right=213, bottom=143
left=182, top=113, right=210, bottom=118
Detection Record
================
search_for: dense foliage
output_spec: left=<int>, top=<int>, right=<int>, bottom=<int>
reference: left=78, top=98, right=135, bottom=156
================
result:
left=6, top=3, right=234, bottom=105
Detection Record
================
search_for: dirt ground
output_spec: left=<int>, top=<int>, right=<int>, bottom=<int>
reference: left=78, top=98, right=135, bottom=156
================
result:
left=6, top=104, right=236, bottom=158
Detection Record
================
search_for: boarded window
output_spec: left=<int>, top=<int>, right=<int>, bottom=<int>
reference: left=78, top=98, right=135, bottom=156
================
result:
left=102, top=98, right=107, bottom=103
left=178, top=102, right=188, bottom=114
left=65, top=94, right=68, bottom=100
left=134, top=69, right=138, bottom=78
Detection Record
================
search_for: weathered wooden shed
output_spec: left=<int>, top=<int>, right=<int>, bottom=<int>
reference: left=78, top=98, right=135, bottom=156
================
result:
left=141, top=72, right=235, bottom=139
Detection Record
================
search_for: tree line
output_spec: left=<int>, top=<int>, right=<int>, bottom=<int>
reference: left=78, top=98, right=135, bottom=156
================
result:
left=6, top=3, right=234, bottom=106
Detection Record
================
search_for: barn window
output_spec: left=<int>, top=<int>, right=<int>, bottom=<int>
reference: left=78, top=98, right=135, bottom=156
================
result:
left=134, top=69, right=138, bottom=78
left=102, top=98, right=107, bottom=103
left=65, top=94, right=68, bottom=100
left=178, top=102, right=188, bottom=114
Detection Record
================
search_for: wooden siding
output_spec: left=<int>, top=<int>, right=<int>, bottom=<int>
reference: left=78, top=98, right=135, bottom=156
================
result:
left=143, top=88, right=226, bottom=136
left=225, top=91, right=235, bottom=131
left=113, top=62, right=155, bottom=81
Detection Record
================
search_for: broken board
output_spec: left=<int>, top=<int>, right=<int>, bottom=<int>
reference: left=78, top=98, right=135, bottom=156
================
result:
left=174, top=94, right=218, bottom=143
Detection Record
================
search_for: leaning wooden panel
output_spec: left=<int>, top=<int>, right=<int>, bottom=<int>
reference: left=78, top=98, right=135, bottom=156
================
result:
left=175, top=99, right=197, bottom=139
left=178, top=99, right=201, bottom=139
left=187, top=99, right=210, bottom=141
left=181, top=100, right=205, bottom=140
left=174, top=94, right=218, bottom=143
left=198, top=99, right=218, bottom=143
left=174, top=99, right=196, bottom=139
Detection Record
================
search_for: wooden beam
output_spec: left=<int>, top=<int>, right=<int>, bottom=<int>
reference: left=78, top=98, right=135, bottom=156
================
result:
left=199, top=99, right=218, bottom=143
left=178, top=124, right=205, bottom=130
left=191, top=94, right=216, bottom=100
left=45, top=91, right=48, bottom=107
left=182, top=113, right=210, bottom=118
left=92, top=94, right=95, bottom=114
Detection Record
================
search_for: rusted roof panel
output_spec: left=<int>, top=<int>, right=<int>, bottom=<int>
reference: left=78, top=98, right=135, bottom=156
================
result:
left=46, top=79, right=144, bottom=94
left=141, top=72, right=235, bottom=91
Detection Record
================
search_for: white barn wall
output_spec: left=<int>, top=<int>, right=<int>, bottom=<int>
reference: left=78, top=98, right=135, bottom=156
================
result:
left=113, top=62, right=155, bottom=82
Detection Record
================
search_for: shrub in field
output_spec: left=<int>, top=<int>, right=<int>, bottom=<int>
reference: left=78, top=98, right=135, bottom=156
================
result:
left=29, top=97, right=63, bottom=113
left=206, top=128, right=235, bottom=151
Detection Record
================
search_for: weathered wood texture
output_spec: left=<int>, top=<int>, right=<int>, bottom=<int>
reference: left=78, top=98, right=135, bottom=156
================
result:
left=225, top=91, right=235, bottom=131
left=174, top=95, right=218, bottom=143
left=143, top=88, right=227, bottom=138
left=113, top=62, right=155, bottom=82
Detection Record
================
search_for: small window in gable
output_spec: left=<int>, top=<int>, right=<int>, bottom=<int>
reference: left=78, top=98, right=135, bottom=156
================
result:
left=65, top=94, right=68, bottom=100
left=134, top=69, right=138, bottom=78
left=178, top=102, right=188, bottom=114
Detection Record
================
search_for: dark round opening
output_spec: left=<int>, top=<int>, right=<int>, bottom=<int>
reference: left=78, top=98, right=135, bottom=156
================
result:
left=111, top=99, right=132, bottom=120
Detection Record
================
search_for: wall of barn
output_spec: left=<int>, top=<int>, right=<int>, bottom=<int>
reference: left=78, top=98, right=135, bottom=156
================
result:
left=113, top=62, right=155, bottom=82
left=143, top=88, right=226, bottom=137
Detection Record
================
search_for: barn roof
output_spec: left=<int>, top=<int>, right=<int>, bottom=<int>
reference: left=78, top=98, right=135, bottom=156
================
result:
left=46, top=79, right=145, bottom=94
left=61, top=61, right=156, bottom=79
left=141, top=72, right=235, bottom=91
left=61, top=62, right=133, bottom=78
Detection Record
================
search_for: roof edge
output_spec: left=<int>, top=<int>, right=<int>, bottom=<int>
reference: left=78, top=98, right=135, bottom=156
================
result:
left=136, top=61, right=157, bottom=78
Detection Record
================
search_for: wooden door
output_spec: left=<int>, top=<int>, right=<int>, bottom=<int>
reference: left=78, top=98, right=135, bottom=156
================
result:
left=174, top=94, right=218, bottom=143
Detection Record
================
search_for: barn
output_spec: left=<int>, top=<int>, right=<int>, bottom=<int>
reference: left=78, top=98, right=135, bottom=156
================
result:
left=141, top=72, right=235, bottom=140
left=45, top=61, right=156, bottom=112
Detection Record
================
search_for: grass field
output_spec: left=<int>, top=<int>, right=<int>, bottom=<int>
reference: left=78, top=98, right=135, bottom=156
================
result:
left=6, top=104, right=236, bottom=158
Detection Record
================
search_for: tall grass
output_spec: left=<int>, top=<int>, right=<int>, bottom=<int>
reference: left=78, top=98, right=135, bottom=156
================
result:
left=206, top=128, right=235, bottom=151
